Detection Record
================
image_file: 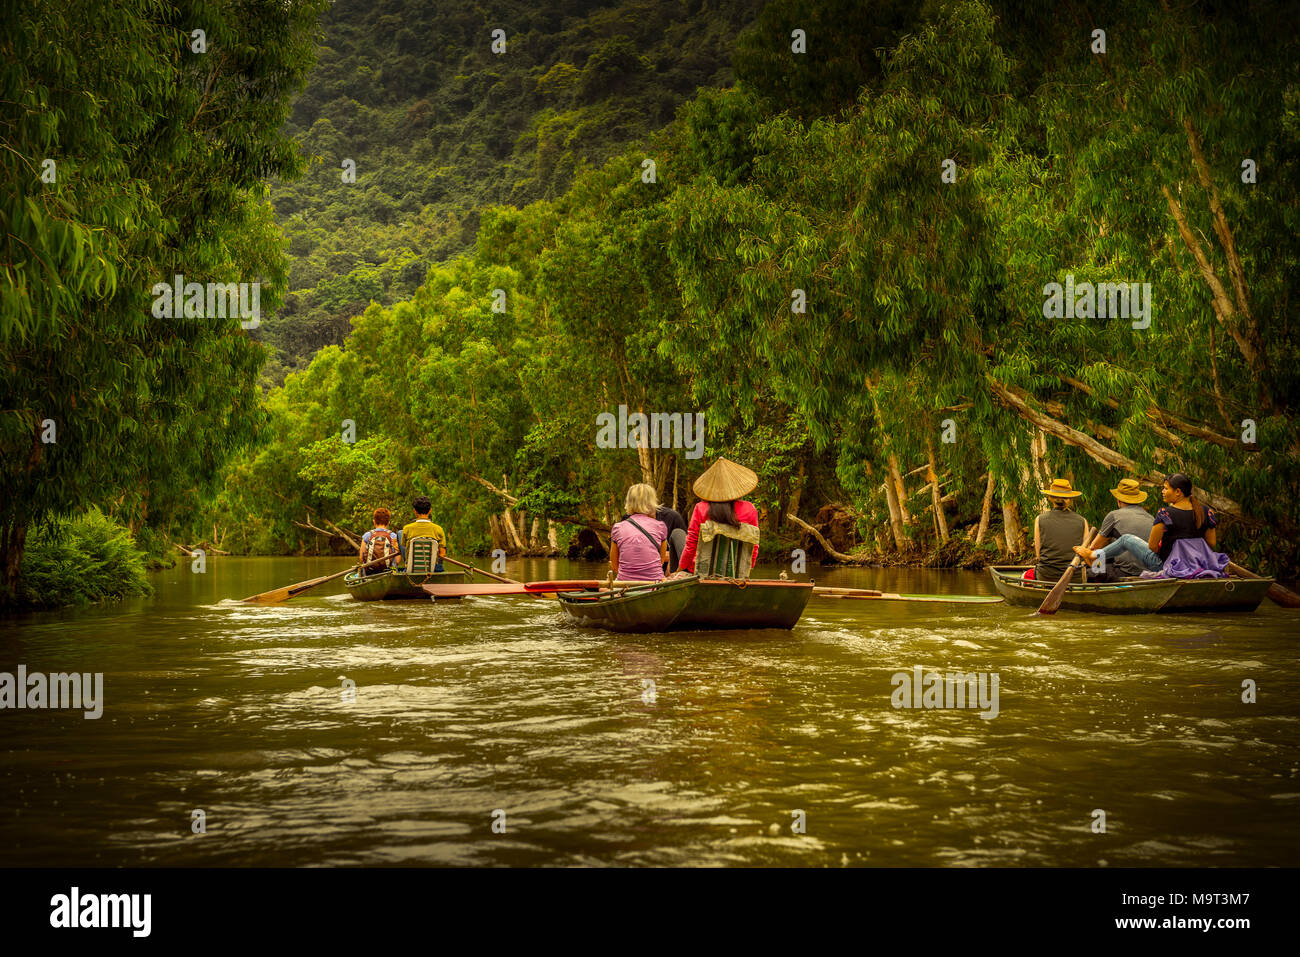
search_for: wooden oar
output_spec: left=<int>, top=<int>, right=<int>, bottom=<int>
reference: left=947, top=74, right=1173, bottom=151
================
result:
left=1037, top=557, right=1082, bottom=615
left=1227, top=562, right=1300, bottom=608
left=422, top=579, right=652, bottom=598
left=440, top=554, right=520, bottom=585
left=240, top=553, right=396, bottom=604
left=812, top=587, right=1002, bottom=604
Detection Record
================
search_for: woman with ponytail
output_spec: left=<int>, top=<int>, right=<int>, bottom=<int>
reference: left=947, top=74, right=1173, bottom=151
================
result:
left=1075, top=473, right=1218, bottom=575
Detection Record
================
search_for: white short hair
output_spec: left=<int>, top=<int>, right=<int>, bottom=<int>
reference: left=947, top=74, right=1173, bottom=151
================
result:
left=624, top=483, right=659, bottom=517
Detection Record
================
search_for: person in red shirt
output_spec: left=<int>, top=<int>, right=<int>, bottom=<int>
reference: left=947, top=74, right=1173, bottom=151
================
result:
left=676, top=458, right=761, bottom=575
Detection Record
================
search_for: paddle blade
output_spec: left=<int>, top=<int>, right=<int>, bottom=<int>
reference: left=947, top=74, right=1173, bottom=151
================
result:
left=815, top=593, right=1003, bottom=604
left=1037, top=563, right=1078, bottom=615
left=423, top=583, right=530, bottom=597
left=240, top=574, right=330, bottom=604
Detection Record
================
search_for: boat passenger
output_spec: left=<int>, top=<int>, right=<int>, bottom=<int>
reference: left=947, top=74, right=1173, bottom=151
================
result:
left=1030, top=478, right=1090, bottom=582
left=1074, top=472, right=1217, bottom=575
left=359, top=508, right=401, bottom=576
left=1081, top=478, right=1155, bottom=581
left=619, top=503, right=687, bottom=574
left=609, top=484, right=669, bottom=582
left=399, top=495, right=447, bottom=572
left=675, top=458, right=761, bottom=577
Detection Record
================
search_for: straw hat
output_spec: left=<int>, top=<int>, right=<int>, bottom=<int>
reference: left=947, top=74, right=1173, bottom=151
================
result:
left=692, top=457, right=758, bottom=502
left=1041, top=478, right=1083, bottom=499
left=1109, top=478, right=1148, bottom=504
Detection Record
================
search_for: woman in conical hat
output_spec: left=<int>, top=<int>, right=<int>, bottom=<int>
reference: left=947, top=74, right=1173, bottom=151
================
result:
left=674, top=457, right=761, bottom=576
left=1029, top=478, right=1091, bottom=582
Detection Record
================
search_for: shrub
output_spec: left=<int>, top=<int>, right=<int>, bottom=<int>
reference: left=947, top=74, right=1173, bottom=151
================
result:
left=18, top=509, right=153, bottom=607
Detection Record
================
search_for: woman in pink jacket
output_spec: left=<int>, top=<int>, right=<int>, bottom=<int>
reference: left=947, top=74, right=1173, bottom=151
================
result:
left=676, top=458, right=761, bottom=575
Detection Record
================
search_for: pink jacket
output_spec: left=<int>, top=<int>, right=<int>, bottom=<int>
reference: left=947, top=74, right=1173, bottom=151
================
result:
left=678, top=500, right=760, bottom=573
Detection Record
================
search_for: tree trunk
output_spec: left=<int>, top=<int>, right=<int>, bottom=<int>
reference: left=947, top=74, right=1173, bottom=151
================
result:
left=1001, top=492, right=1026, bottom=558
left=888, top=454, right=911, bottom=527
left=787, top=461, right=805, bottom=522
left=488, top=514, right=506, bottom=552
left=636, top=425, right=654, bottom=485
left=926, top=442, right=949, bottom=543
left=1, top=524, right=28, bottom=602
left=975, top=471, right=996, bottom=545
left=501, top=508, right=526, bottom=553
left=883, top=473, right=907, bottom=550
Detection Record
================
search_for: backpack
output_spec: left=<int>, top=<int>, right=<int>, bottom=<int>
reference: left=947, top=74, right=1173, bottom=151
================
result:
left=365, top=528, right=398, bottom=566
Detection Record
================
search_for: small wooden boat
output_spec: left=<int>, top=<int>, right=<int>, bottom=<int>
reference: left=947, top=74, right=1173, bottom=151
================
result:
left=557, top=576, right=699, bottom=632
left=557, top=575, right=814, bottom=632
left=989, top=566, right=1273, bottom=613
left=344, top=568, right=467, bottom=601
left=673, top=578, right=813, bottom=629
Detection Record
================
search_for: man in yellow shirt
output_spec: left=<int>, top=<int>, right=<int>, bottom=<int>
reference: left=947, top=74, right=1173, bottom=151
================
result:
left=399, top=496, right=448, bottom=571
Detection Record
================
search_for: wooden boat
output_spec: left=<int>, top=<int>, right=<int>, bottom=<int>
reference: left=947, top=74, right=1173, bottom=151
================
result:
left=672, top=577, right=813, bottom=629
left=344, top=568, right=467, bottom=601
left=557, top=575, right=814, bottom=632
left=557, top=576, right=699, bottom=632
left=989, top=565, right=1273, bottom=613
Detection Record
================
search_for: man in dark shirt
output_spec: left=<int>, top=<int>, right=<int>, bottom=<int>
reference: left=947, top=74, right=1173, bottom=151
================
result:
left=619, top=505, right=687, bottom=573
left=1083, top=478, right=1155, bottom=580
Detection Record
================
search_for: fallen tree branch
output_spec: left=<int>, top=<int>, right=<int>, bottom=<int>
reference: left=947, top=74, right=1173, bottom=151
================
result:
left=1060, top=375, right=1240, bottom=449
left=470, top=474, right=611, bottom=535
left=1162, top=184, right=1263, bottom=375
left=786, top=513, right=874, bottom=564
left=987, top=375, right=1251, bottom=522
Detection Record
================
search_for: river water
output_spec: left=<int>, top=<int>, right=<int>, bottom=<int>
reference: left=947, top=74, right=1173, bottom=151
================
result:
left=1, top=557, right=1297, bottom=867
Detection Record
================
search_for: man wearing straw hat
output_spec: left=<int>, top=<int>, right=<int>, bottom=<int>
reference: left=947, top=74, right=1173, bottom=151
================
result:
left=1030, top=478, right=1091, bottom=582
left=1081, top=478, right=1155, bottom=581
left=675, top=458, right=761, bottom=576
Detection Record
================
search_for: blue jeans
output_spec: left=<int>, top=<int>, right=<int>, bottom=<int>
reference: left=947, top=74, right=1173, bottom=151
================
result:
left=1098, top=534, right=1163, bottom=572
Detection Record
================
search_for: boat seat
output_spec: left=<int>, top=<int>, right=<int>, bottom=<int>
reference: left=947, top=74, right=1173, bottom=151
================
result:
left=696, top=521, right=759, bottom=579
left=404, top=536, right=444, bottom=574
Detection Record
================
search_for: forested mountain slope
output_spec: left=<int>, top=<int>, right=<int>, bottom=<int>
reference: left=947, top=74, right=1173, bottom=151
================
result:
left=260, top=0, right=764, bottom=382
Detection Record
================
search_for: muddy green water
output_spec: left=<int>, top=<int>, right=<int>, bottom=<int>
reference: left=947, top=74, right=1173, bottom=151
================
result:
left=1, top=557, right=1297, bottom=866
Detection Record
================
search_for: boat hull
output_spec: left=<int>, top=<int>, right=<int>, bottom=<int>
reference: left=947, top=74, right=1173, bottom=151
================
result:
left=557, top=577, right=698, bottom=633
left=557, top=576, right=814, bottom=632
left=672, top=578, right=813, bottom=629
left=989, top=566, right=1271, bottom=613
left=344, top=568, right=468, bottom=601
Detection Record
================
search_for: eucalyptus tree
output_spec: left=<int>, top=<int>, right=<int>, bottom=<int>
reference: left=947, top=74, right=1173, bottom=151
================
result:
left=0, top=0, right=325, bottom=597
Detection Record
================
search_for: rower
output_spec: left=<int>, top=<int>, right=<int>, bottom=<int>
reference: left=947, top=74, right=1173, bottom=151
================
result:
left=399, top=496, right=447, bottom=572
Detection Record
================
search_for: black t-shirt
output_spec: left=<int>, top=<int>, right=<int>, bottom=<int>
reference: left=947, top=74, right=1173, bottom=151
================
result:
left=1155, top=505, right=1217, bottom=561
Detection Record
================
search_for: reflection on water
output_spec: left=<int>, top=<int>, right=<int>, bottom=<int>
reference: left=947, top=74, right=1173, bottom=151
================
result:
left=1, top=557, right=1297, bottom=866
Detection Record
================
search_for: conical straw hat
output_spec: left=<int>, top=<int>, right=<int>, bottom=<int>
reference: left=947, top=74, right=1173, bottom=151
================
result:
left=692, top=458, right=758, bottom=502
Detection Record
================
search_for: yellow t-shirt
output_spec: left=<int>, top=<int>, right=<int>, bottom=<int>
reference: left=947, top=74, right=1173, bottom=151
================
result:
left=401, top=519, right=446, bottom=552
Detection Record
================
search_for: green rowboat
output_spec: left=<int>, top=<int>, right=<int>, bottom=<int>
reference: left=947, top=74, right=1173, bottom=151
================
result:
left=557, top=575, right=814, bottom=632
left=344, top=568, right=468, bottom=601
left=989, top=565, right=1273, bottom=613
left=672, top=578, right=813, bottom=629
left=556, top=576, right=698, bottom=632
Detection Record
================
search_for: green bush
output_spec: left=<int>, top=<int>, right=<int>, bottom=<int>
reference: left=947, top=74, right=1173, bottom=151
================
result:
left=18, top=510, right=153, bottom=608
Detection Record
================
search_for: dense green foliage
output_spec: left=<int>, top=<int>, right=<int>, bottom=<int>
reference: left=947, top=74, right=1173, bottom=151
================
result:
left=18, top=510, right=152, bottom=608
left=0, top=0, right=326, bottom=603
left=258, top=0, right=765, bottom=383
left=222, top=0, right=1300, bottom=580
